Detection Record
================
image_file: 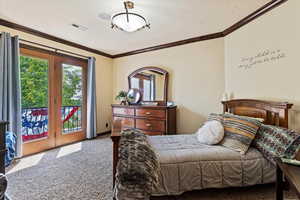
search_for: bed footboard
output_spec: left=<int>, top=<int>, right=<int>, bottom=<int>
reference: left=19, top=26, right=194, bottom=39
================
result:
left=111, top=134, right=120, bottom=187
left=111, top=119, right=122, bottom=188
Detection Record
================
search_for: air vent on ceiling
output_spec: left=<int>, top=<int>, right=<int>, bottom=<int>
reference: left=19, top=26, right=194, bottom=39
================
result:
left=98, top=13, right=111, bottom=21
left=71, top=24, right=88, bottom=31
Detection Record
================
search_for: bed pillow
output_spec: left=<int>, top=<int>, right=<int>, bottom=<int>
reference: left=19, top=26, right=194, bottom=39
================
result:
left=196, top=120, right=224, bottom=145
left=207, top=113, right=224, bottom=124
left=225, top=112, right=265, bottom=123
left=285, top=138, right=300, bottom=160
left=253, top=124, right=300, bottom=165
left=220, top=113, right=262, bottom=154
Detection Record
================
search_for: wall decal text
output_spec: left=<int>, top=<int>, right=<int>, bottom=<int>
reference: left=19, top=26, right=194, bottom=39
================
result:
left=238, top=49, right=286, bottom=69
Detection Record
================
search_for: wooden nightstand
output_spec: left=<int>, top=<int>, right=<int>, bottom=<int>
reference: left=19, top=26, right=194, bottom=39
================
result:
left=275, top=157, right=300, bottom=200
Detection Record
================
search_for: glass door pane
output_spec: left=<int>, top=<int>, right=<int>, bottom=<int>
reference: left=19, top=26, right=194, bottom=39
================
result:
left=61, top=64, right=83, bottom=134
left=20, top=55, right=49, bottom=142
left=54, top=57, right=87, bottom=147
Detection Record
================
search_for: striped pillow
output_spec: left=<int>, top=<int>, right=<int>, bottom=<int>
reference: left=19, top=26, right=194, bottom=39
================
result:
left=207, top=113, right=224, bottom=124
left=221, top=114, right=262, bottom=154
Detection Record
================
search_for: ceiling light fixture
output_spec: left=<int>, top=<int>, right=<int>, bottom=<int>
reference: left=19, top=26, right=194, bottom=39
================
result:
left=111, top=1, right=150, bottom=33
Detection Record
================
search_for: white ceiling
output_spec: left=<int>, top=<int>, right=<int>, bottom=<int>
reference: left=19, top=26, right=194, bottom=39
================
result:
left=0, top=0, right=270, bottom=55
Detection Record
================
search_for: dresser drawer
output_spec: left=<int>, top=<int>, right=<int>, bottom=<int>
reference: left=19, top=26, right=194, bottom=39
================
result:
left=136, top=119, right=165, bottom=132
left=113, top=117, right=134, bottom=128
left=136, top=109, right=165, bottom=119
left=113, top=107, right=134, bottom=116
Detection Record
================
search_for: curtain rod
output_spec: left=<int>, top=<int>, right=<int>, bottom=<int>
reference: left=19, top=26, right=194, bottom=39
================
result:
left=19, top=38, right=90, bottom=59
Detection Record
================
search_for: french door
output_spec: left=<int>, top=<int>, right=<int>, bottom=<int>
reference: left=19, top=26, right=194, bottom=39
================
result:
left=20, top=47, right=87, bottom=156
left=54, top=56, right=87, bottom=147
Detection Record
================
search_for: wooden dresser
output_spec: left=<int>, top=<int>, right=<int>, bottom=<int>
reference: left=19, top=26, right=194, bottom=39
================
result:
left=111, top=104, right=177, bottom=135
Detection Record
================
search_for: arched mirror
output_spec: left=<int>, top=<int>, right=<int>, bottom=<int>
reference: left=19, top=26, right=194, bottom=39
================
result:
left=128, top=67, right=168, bottom=105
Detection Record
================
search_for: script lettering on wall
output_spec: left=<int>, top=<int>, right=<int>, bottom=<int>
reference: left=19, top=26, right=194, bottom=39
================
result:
left=238, top=49, right=286, bottom=69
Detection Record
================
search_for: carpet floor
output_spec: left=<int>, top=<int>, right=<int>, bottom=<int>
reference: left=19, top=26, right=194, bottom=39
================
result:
left=5, top=135, right=297, bottom=200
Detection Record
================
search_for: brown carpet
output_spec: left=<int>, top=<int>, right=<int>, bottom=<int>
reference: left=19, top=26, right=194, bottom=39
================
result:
left=5, top=135, right=297, bottom=200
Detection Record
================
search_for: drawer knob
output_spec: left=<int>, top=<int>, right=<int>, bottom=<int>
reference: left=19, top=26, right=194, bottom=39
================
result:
left=146, top=123, right=152, bottom=127
left=146, top=112, right=151, bottom=115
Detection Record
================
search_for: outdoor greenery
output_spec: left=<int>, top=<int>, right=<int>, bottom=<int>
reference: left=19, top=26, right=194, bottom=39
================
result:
left=20, top=56, right=49, bottom=108
left=62, top=64, right=82, bottom=107
left=20, top=56, right=82, bottom=108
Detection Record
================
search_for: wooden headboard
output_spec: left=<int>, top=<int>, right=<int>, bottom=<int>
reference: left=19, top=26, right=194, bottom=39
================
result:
left=222, top=99, right=293, bottom=128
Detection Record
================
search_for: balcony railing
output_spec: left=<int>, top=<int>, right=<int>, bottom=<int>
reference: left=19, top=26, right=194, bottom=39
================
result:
left=22, top=106, right=82, bottom=142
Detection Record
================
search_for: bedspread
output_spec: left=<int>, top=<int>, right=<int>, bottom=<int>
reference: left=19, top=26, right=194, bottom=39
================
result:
left=148, top=134, right=275, bottom=196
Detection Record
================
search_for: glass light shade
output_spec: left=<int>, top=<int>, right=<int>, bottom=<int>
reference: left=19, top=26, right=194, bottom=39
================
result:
left=111, top=12, right=150, bottom=32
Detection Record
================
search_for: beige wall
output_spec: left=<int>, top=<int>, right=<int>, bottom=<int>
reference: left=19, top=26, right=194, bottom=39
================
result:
left=0, top=25, right=113, bottom=133
left=224, top=0, right=300, bottom=130
left=113, top=38, right=225, bottom=133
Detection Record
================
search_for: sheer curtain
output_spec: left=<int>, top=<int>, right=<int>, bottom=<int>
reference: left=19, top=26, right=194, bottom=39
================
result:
left=0, top=32, right=22, bottom=157
left=86, top=57, right=97, bottom=139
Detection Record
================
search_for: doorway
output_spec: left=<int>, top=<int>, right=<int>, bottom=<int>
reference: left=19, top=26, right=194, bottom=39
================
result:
left=20, top=47, right=87, bottom=156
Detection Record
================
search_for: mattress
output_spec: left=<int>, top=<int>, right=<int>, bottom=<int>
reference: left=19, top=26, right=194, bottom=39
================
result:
left=148, top=134, right=275, bottom=196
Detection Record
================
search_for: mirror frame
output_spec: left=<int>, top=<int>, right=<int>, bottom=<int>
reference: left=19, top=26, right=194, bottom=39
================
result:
left=128, top=66, right=169, bottom=105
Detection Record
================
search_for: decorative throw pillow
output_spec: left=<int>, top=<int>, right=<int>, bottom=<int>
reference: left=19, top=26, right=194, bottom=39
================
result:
left=207, top=113, right=224, bottom=124
left=253, top=124, right=300, bottom=165
left=220, top=113, right=262, bottom=154
left=225, top=112, right=265, bottom=123
left=196, top=120, right=224, bottom=145
left=285, top=138, right=300, bottom=160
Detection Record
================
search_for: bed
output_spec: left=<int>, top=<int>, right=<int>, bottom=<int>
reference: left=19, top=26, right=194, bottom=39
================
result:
left=111, top=99, right=294, bottom=196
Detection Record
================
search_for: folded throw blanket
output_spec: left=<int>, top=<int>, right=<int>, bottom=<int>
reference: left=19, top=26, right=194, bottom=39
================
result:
left=114, top=129, right=160, bottom=200
left=5, top=131, right=16, bottom=167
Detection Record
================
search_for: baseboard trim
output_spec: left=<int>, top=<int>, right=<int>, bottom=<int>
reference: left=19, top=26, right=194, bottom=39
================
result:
left=97, top=131, right=111, bottom=136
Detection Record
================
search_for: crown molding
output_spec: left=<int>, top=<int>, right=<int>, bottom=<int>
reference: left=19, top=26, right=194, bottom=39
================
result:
left=223, top=0, right=288, bottom=36
left=111, top=32, right=225, bottom=58
left=113, top=0, right=287, bottom=58
left=0, top=0, right=287, bottom=59
left=0, top=19, right=113, bottom=58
